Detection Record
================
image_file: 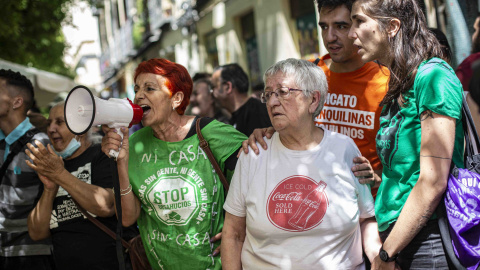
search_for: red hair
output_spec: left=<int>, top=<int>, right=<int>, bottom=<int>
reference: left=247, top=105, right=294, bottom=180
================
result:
left=134, top=58, right=193, bottom=115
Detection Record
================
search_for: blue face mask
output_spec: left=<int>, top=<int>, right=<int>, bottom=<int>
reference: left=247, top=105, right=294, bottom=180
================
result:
left=56, top=137, right=81, bottom=159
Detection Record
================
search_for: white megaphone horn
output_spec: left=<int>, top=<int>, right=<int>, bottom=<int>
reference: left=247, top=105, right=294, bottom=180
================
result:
left=64, top=85, right=143, bottom=158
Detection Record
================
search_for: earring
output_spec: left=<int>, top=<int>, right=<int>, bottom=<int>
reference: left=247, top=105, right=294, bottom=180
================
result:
left=172, top=107, right=176, bottom=111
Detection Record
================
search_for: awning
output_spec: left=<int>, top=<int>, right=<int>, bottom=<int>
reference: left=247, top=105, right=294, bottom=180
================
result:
left=0, top=59, right=76, bottom=108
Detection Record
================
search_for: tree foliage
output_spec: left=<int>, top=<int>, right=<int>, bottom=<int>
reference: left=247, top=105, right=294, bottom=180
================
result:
left=0, top=0, right=75, bottom=77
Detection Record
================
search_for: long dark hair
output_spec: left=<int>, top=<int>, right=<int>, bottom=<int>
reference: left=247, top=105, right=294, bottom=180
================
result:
left=355, top=0, right=445, bottom=107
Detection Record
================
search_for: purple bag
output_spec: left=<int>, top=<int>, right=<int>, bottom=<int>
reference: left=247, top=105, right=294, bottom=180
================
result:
left=440, top=94, right=480, bottom=270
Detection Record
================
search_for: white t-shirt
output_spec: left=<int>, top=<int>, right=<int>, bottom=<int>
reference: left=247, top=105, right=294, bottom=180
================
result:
left=224, top=130, right=375, bottom=270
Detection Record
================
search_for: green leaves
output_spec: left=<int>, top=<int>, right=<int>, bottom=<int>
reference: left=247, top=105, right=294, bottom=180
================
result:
left=0, top=0, right=75, bottom=77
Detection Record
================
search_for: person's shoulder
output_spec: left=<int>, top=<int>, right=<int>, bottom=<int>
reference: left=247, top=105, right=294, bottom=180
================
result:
left=415, top=58, right=460, bottom=87
left=198, top=117, right=215, bottom=129
left=247, top=98, right=269, bottom=115
left=362, top=61, right=390, bottom=77
left=309, top=55, right=330, bottom=71
left=241, top=134, right=275, bottom=161
left=88, top=143, right=103, bottom=155
left=202, top=117, right=247, bottom=138
left=418, top=57, right=454, bottom=74
left=129, top=126, right=151, bottom=142
left=324, top=129, right=353, bottom=142
left=89, top=143, right=111, bottom=164
left=323, top=129, right=358, bottom=150
left=237, top=98, right=268, bottom=117
left=246, top=97, right=264, bottom=107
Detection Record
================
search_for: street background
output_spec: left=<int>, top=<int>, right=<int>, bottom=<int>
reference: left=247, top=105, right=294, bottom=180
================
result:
left=0, top=0, right=477, bottom=111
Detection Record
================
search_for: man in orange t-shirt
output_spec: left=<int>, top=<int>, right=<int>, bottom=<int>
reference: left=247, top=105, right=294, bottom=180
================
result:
left=313, top=57, right=388, bottom=194
left=315, top=0, right=389, bottom=196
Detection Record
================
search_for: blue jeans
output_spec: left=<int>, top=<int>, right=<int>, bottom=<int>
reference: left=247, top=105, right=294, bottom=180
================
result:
left=379, top=220, right=449, bottom=269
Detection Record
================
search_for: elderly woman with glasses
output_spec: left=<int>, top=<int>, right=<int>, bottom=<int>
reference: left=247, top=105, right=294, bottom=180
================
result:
left=221, top=58, right=381, bottom=269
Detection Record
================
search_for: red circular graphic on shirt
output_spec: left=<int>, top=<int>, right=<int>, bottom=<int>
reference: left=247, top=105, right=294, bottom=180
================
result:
left=267, top=175, right=329, bottom=232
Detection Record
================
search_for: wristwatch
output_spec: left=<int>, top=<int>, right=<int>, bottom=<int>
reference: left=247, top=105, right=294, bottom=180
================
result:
left=379, top=246, right=398, bottom=262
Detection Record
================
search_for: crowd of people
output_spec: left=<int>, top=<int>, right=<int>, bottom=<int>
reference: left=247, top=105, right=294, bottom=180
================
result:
left=1, top=0, right=479, bottom=269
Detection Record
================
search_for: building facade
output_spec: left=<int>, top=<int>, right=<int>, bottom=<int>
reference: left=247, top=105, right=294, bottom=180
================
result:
left=94, top=0, right=477, bottom=98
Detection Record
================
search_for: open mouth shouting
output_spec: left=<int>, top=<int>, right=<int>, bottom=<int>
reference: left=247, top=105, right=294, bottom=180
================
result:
left=140, top=105, right=151, bottom=117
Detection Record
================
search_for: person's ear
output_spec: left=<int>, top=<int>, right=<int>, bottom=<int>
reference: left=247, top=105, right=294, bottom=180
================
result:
left=224, top=81, right=233, bottom=94
left=12, top=96, right=24, bottom=110
left=308, top=91, right=321, bottom=115
left=172, top=91, right=184, bottom=110
left=388, top=18, right=401, bottom=38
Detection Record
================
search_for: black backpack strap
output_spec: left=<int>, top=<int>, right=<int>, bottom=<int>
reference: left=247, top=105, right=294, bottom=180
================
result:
left=0, top=128, right=40, bottom=181
left=313, top=58, right=321, bottom=65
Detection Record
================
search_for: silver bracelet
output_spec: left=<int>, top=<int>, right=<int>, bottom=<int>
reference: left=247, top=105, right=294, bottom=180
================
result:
left=112, top=184, right=132, bottom=195
left=120, top=184, right=133, bottom=196
left=120, top=184, right=132, bottom=192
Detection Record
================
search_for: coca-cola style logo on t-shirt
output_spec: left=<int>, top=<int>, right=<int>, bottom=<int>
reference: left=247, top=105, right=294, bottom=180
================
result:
left=266, top=175, right=328, bottom=232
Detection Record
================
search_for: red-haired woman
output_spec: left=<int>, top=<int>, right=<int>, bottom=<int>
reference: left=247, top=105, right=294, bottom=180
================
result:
left=101, top=58, right=247, bottom=270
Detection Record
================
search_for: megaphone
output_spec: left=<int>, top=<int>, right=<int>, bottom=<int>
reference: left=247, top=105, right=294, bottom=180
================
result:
left=64, top=85, right=143, bottom=158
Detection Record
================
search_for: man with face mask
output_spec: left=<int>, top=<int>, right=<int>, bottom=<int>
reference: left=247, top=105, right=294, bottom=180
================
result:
left=25, top=102, right=138, bottom=270
left=0, top=69, right=54, bottom=270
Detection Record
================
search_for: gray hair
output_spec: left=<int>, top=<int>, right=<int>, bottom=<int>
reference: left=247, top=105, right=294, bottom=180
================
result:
left=263, top=58, right=328, bottom=119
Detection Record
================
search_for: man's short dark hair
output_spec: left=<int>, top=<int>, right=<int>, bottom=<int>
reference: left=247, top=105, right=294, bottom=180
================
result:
left=0, top=69, right=34, bottom=112
left=217, top=64, right=249, bottom=94
left=315, top=0, right=354, bottom=13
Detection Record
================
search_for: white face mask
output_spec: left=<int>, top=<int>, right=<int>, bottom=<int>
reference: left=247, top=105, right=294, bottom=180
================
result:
left=55, top=136, right=81, bottom=159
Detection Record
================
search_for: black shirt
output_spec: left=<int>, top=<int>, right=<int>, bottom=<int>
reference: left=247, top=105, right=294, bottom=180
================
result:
left=229, top=97, right=271, bottom=137
left=51, top=144, right=138, bottom=270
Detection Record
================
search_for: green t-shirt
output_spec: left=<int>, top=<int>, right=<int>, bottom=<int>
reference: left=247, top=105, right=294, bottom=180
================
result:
left=375, top=58, right=464, bottom=232
left=128, top=119, right=247, bottom=269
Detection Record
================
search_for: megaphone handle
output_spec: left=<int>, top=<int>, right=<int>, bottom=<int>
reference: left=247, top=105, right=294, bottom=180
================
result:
left=108, top=127, right=125, bottom=159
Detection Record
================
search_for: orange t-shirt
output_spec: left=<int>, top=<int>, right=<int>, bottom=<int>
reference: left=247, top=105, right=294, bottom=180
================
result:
left=313, top=55, right=389, bottom=174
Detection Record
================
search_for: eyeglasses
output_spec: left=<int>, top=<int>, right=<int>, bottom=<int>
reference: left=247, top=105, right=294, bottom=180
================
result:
left=261, top=87, right=304, bottom=103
